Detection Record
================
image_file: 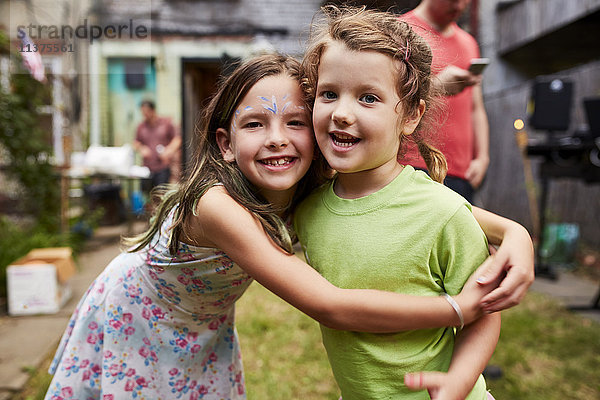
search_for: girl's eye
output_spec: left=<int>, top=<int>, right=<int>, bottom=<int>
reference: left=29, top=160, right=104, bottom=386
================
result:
left=244, top=121, right=262, bottom=129
left=288, top=120, right=306, bottom=127
left=322, top=91, right=337, bottom=100
left=360, top=94, right=378, bottom=104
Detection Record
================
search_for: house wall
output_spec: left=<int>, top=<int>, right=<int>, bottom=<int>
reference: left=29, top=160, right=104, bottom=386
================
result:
left=478, top=0, right=600, bottom=246
left=92, top=37, right=256, bottom=145
left=144, top=0, right=323, bottom=55
left=91, top=0, right=324, bottom=146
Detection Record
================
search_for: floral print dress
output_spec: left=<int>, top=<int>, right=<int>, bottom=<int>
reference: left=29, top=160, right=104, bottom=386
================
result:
left=45, top=209, right=253, bottom=400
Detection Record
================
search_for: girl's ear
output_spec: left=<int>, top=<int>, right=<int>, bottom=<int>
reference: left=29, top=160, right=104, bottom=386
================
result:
left=215, top=128, right=236, bottom=163
left=402, top=99, right=426, bottom=136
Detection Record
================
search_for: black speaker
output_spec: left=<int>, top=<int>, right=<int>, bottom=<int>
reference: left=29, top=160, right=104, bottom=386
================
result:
left=529, top=78, right=573, bottom=131
left=584, top=97, right=600, bottom=138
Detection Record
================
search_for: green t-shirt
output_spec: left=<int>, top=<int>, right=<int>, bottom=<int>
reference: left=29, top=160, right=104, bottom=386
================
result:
left=294, top=166, right=489, bottom=400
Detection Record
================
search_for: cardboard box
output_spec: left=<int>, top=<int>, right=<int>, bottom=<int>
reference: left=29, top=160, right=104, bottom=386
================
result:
left=7, top=247, right=76, bottom=316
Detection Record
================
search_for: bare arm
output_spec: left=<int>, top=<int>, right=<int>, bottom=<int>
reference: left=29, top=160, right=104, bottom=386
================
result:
left=132, top=139, right=152, bottom=159
left=447, top=313, right=501, bottom=397
left=405, top=313, right=501, bottom=400
left=465, top=84, right=490, bottom=188
left=165, top=135, right=181, bottom=158
left=189, top=187, right=479, bottom=332
left=472, top=206, right=535, bottom=312
left=160, top=124, right=182, bottom=163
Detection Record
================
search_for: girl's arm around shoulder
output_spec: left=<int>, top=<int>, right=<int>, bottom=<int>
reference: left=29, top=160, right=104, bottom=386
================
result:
left=190, top=186, right=464, bottom=333
left=471, top=206, right=535, bottom=312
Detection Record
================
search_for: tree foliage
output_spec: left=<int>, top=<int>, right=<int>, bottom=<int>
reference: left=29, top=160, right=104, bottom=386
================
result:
left=0, top=29, right=60, bottom=231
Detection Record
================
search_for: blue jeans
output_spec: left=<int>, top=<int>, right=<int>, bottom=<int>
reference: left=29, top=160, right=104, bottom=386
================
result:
left=143, top=167, right=171, bottom=193
left=443, top=175, right=474, bottom=204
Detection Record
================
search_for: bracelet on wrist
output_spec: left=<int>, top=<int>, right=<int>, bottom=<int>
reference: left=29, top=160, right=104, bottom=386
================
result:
left=441, top=293, right=464, bottom=330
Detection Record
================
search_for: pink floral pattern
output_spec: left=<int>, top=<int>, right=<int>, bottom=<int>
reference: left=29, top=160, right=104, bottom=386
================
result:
left=46, top=209, right=252, bottom=399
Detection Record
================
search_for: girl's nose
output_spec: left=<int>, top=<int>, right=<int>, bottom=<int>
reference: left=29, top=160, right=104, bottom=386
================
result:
left=266, top=126, right=289, bottom=149
left=331, top=100, right=354, bottom=125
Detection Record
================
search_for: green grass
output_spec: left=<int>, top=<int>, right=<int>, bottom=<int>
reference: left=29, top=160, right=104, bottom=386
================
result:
left=14, top=284, right=600, bottom=400
left=486, top=291, right=600, bottom=399
left=239, top=283, right=600, bottom=400
left=236, top=281, right=339, bottom=399
left=11, top=361, right=53, bottom=400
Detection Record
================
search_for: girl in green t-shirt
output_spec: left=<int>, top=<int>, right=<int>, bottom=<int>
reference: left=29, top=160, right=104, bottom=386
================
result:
left=297, top=5, right=506, bottom=399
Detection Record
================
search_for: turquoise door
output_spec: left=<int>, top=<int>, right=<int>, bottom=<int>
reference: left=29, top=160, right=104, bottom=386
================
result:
left=107, top=58, right=156, bottom=146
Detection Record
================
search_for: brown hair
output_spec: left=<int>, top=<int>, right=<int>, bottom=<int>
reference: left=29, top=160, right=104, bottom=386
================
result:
left=126, top=54, right=329, bottom=255
left=302, top=5, right=447, bottom=182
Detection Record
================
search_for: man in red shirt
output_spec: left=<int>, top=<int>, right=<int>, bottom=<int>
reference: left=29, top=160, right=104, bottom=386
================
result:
left=133, top=100, right=181, bottom=193
left=401, top=0, right=489, bottom=203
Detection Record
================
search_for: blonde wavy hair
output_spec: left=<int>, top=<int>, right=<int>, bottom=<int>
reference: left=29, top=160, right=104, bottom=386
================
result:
left=302, top=5, right=447, bottom=182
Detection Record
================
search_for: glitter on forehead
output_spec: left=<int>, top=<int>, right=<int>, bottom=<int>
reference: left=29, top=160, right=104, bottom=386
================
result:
left=233, top=106, right=252, bottom=127
left=260, top=95, right=276, bottom=114
left=231, top=109, right=241, bottom=134
left=258, top=94, right=296, bottom=115
left=281, top=101, right=292, bottom=113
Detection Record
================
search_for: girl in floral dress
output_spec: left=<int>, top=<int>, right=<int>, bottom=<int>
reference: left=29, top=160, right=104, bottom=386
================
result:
left=45, top=54, right=533, bottom=400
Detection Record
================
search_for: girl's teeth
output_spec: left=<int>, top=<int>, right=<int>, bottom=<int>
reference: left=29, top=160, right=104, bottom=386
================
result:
left=334, top=140, right=354, bottom=147
left=331, top=133, right=359, bottom=147
left=263, top=157, right=292, bottom=166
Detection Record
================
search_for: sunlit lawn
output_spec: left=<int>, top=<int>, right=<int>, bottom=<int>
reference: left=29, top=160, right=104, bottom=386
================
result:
left=236, top=281, right=339, bottom=400
left=237, top=282, right=600, bottom=400
left=486, top=291, right=600, bottom=399
left=15, top=281, right=600, bottom=400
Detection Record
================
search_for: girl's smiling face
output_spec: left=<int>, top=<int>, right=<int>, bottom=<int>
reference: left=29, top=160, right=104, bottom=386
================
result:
left=216, top=74, right=314, bottom=205
left=312, top=41, right=423, bottom=183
